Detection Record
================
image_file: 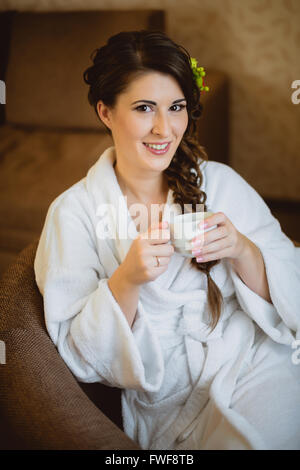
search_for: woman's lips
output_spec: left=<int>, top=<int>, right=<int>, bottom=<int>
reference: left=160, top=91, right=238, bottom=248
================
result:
left=143, top=142, right=171, bottom=155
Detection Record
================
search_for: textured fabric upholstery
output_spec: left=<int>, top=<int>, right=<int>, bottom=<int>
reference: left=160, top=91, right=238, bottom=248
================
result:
left=0, top=240, right=140, bottom=450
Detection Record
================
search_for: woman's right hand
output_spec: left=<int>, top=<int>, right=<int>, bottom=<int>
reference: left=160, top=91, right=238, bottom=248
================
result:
left=120, top=221, right=174, bottom=285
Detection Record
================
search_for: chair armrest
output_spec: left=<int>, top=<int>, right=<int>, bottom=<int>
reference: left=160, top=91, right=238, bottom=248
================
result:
left=0, top=240, right=140, bottom=450
left=0, top=328, right=139, bottom=450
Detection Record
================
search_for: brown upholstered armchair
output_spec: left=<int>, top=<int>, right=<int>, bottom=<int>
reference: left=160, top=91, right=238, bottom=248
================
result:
left=0, top=239, right=140, bottom=450
left=1, top=238, right=299, bottom=450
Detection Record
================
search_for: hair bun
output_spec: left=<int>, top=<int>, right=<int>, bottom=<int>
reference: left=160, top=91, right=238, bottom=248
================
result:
left=83, top=65, right=94, bottom=86
left=83, top=44, right=107, bottom=86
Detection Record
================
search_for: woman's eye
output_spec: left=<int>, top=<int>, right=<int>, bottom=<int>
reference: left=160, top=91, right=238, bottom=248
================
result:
left=135, top=104, right=152, bottom=112
left=135, top=104, right=186, bottom=112
left=170, top=104, right=186, bottom=112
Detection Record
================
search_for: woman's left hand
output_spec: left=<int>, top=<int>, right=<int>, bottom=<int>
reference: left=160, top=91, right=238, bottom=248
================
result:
left=191, top=212, right=250, bottom=263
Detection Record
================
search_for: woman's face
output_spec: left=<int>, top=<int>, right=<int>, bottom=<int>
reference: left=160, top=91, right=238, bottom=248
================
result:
left=97, top=71, right=189, bottom=174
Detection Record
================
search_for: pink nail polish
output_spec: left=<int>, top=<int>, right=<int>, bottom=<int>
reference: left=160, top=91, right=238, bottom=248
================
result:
left=192, top=239, right=203, bottom=248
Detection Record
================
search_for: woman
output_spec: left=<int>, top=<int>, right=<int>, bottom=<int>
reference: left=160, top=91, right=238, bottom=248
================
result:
left=34, top=30, right=300, bottom=450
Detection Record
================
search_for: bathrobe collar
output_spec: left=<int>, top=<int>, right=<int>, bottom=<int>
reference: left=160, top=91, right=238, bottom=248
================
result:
left=85, top=145, right=195, bottom=288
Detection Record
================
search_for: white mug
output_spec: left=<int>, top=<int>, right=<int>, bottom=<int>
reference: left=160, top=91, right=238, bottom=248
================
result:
left=169, top=211, right=217, bottom=258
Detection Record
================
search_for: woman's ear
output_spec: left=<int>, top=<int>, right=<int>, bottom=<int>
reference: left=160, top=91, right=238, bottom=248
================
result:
left=97, top=101, right=112, bottom=130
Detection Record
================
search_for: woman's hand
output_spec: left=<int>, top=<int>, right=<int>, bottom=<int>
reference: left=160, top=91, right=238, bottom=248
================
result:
left=120, top=221, right=174, bottom=285
left=191, top=212, right=250, bottom=263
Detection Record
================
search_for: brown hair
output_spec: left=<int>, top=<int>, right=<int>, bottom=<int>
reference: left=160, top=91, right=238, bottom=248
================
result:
left=83, top=30, right=223, bottom=331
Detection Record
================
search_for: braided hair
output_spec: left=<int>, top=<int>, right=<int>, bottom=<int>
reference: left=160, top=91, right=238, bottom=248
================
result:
left=83, top=30, right=223, bottom=331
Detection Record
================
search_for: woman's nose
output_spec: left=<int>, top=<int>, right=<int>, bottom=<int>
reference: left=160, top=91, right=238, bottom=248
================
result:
left=152, top=111, right=172, bottom=137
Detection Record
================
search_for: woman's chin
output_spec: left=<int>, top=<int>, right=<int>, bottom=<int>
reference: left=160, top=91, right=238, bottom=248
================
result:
left=142, top=148, right=175, bottom=167
left=144, top=155, right=173, bottom=171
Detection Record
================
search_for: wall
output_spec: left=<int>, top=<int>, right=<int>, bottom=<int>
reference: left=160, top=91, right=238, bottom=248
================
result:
left=169, top=0, right=300, bottom=201
left=1, top=0, right=300, bottom=200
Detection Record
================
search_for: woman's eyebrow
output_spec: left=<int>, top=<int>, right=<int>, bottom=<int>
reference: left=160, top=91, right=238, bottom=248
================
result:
left=131, top=98, right=186, bottom=105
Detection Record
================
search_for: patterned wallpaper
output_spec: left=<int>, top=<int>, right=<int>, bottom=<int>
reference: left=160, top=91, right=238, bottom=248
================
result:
left=2, top=0, right=300, bottom=200
left=167, top=0, right=300, bottom=201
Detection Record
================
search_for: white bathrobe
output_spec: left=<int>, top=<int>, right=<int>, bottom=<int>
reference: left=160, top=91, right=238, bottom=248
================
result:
left=34, top=146, right=300, bottom=450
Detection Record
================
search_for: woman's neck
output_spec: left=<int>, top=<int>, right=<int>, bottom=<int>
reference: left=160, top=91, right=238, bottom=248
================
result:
left=113, top=160, right=168, bottom=205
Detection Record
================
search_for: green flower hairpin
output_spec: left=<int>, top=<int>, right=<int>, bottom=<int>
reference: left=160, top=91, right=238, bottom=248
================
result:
left=190, top=57, right=209, bottom=92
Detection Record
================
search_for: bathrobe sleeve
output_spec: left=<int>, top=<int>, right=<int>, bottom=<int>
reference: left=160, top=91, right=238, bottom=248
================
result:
left=34, top=185, right=164, bottom=391
left=206, top=162, right=300, bottom=344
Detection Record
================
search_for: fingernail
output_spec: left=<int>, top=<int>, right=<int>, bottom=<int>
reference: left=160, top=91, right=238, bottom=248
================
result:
left=196, top=256, right=204, bottom=262
left=198, top=222, right=208, bottom=229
